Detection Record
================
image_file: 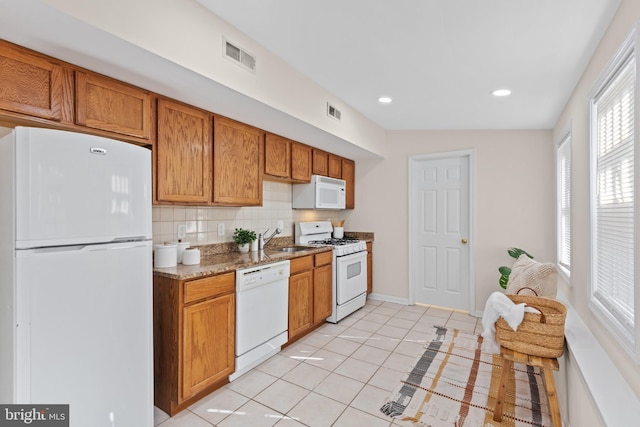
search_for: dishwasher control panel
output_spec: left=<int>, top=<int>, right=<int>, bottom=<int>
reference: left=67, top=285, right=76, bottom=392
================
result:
left=235, top=260, right=291, bottom=292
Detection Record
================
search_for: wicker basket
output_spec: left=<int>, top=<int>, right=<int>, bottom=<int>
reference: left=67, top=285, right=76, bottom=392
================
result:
left=495, top=293, right=567, bottom=358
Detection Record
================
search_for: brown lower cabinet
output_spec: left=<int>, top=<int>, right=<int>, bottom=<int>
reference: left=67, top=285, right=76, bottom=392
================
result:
left=288, top=251, right=333, bottom=342
left=313, top=252, right=333, bottom=322
left=154, top=272, right=235, bottom=416
left=288, top=256, right=314, bottom=340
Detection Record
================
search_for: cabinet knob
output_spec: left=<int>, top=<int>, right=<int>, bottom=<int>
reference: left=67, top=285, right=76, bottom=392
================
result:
left=461, top=238, right=468, bottom=244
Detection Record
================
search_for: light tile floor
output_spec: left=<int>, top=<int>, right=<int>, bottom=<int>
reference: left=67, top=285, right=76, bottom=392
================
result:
left=154, top=299, right=483, bottom=427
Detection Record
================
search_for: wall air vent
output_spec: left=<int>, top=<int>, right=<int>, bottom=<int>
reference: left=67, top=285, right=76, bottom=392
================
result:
left=224, top=38, right=256, bottom=72
left=327, top=103, right=342, bottom=121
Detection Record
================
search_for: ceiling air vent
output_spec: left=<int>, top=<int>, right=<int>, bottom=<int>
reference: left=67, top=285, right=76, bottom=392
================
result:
left=327, top=103, right=342, bottom=121
left=224, top=39, right=256, bottom=72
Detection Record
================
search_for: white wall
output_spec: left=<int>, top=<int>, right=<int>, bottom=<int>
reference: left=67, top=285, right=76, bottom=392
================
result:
left=151, top=181, right=346, bottom=245
left=28, top=0, right=387, bottom=160
left=348, top=130, right=555, bottom=312
left=552, top=0, right=640, bottom=404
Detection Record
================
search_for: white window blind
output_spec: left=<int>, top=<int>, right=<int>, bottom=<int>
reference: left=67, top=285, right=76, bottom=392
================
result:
left=590, top=48, right=636, bottom=346
left=557, top=133, right=571, bottom=272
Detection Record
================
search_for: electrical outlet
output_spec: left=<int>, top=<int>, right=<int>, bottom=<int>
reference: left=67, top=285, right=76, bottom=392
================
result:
left=177, top=224, right=186, bottom=239
left=277, top=220, right=284, bottom=230
left=218, top=223, right=225, bottom=236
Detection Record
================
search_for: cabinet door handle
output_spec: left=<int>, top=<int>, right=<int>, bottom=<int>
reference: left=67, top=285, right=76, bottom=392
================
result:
left=461, top=238, right=468, bottom=244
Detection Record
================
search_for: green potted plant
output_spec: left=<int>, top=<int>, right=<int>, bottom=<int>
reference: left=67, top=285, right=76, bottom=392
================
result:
left=498, top=247, right=533, bottom=289
left=233, top=228, right=257, bottom=253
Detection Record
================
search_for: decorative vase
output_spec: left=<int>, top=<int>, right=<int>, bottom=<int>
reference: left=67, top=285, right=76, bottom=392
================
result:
left=238, top=243, right=250, bottom=253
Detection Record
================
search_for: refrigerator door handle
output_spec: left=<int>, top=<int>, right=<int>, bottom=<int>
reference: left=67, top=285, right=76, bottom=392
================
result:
left=30, top=245, right=87, bottom=254
left=111, top=236, right=148, bottom=243
left=27, top=241, right=150, bottom=254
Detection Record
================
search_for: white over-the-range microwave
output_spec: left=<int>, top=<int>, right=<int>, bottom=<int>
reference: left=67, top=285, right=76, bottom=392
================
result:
left=292, top=175, right=346, bottom=210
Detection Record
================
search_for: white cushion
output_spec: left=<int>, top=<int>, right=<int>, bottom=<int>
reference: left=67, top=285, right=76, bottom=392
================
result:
left=506, top=254, right=558, bottom=298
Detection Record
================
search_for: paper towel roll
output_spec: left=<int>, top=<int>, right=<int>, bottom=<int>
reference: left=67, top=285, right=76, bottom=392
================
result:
left=333, top=227, right=344, bottom=239
left=154, top=243, right=177, bottom=268
left=182, top=248, right=201, bottom=265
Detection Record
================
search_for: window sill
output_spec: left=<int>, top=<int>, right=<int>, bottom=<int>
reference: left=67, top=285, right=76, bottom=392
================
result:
left=558, top=292, right=640, bottom=425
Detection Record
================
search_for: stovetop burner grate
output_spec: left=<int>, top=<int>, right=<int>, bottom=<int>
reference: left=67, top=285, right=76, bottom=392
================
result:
left=308, top=236, right=360, bottom=246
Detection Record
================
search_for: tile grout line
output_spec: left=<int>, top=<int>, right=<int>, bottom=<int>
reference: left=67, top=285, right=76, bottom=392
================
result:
left=155, top=302, right=479, bottom=426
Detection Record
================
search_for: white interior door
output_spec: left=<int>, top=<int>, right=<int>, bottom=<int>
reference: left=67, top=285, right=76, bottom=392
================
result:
left=409, top=153, right=471, bottom=310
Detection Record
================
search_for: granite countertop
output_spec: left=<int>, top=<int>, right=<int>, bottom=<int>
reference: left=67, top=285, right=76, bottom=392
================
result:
left=153, top=237, right=332, bottom=281
left=153, top=232, right=374, bottom=281
left=347, top=231, right=374, bottom=243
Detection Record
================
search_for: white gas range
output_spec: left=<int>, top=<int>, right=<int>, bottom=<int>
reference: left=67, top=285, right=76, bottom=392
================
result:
left=295, top=221, right=368, bottom=323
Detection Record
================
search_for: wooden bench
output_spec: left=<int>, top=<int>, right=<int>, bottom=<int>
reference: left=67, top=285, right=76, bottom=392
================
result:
left=493, top=347, right=561, bottom=427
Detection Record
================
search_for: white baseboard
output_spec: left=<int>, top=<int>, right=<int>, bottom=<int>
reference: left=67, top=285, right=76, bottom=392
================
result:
left=367, top=293, right=482, bottom=319
left=367, top=293, right=409, bottom=305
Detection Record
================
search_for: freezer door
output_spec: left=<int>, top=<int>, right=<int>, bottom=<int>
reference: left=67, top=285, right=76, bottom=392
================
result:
left=15, top=241, right=153, bottom=426
left=14, top=127, right=152, bottom=248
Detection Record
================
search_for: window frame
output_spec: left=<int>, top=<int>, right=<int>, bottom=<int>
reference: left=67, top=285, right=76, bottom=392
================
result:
left=588, top=25, right=640, bottom=361
left=556, top=127, right=572, bottom=280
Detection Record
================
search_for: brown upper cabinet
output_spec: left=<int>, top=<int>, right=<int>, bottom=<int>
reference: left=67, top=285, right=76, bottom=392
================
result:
left=0, top=40, right=356, bottom=208
left=312, top=149, right=328, bottom=176
left=264, top=132, right=291, bottom=179
left=213, top=116, right=263, bottom=206
left=342, top=158, right=355, bottom=209
left=75, top=71, right=151, bottom=140
left=264, top=132, right=311, bottom=183
left=328, top=154, right=342, bottom=179
left=291, top=142, right=312, bottom=182
left=156, top=98, right=212, bottom=204
left=0, top=42, right=68, bottom=122
left=313, top=149, right=342, bottom=179
left=312, top=147, right=356, bottom=209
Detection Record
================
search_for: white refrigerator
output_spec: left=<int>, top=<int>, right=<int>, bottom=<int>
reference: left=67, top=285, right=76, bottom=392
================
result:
left=0, top=127, right=153, bottom=426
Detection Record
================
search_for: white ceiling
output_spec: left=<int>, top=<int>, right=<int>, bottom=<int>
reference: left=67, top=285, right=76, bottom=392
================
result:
left=196, top=0, right=621, bottom=130
left=0, top=0, right=387, bottom=158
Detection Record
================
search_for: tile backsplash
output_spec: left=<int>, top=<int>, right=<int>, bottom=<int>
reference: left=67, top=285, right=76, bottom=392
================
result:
left=152, top=181, right=345, bottom=245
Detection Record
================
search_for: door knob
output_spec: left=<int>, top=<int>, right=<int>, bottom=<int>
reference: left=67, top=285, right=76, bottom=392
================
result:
left=461, top=238, right=468, bottom=244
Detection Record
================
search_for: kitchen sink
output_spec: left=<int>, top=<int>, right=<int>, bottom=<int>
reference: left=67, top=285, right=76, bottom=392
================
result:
left=274, top=246, right=314, bottom=252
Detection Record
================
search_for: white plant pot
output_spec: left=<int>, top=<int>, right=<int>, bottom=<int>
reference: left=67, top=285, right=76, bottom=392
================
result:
left=238, top=243, right=250, bottom=253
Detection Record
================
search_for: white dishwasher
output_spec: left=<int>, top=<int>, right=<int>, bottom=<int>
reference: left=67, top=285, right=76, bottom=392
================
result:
left=230, top=260, right=290, bottom=381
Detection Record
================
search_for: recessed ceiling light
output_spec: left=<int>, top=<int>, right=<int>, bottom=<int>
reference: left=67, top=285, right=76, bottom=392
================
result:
left=491, top=89, right=512, bottom=97
left=378, top=96, right=393, bottom=104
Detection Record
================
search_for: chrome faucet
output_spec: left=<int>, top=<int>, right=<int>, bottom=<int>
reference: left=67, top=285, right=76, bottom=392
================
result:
left=259, top=227, right=282, bottom=250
